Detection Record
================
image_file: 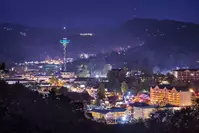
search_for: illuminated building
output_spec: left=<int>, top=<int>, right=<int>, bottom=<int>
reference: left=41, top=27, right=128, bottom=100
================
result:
left=66, top=58, right=74, bottom=63
left=105, top=107, right=130, bottom=120
left=43, top=64, right=60, bottom=71
left=34, top=74, right=52, bottom=82
left=133, top=106, right=154, bottom=119
left=79, top=53, right=96, bottom=59
left=11, top=75, right=24, bottom=79
left=61, top=72, right=76, bottom=78
left=11, top=66, right=28, bottom=73
left=150, top=85, right=193, bottom=106
left=91, top=109, right=108, bottom=120
left=173, top=69, right=199, bottom=81
left=0, top=72, right=8, bottom=79
left=73, top=78, right=99, bottom=86
left=45, top=59, right=63, bottom=64
left=6, top=79, right=36, bottom=85
left=80, top=53, right=89, bottom=59
left=91, top=107, right=129, bottom=120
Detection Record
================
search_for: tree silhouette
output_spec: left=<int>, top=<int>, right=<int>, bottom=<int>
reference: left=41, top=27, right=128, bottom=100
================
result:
left=148, top=107, right=199, bottom=133
left=169, top=107, right=199, bottom=133
left=0, top=81, right=77, bottom=133
left=107, top=69, right=127, bottom=89
left=59, top=87, right=68, bottom=96
left=140, top=79, right=151, bottom=92
left=50, top=87, right=59, bottom=97
left=121, top=81, right=128, bottom=94
left=98, top=83, right=105, bottom=100
left=147, top=109, right=174, bottom=133
left=166, top=73, right=175, bottom=84
left=93, top=98, right=101, bottom=106
left=0, top=63, right=5, bottom=71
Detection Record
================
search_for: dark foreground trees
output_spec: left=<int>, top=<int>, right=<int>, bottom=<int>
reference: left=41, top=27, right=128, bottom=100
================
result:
left=0, top=80, right=199, bottom=133
left=0, top=81, right=77, bottom=133
left=147, top=107, right=199, bottom=133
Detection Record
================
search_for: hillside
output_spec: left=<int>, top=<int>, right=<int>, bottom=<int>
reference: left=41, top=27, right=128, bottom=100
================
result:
left=68, top=19, right=199, bottom=71
left=0, top=23, right=62, bottom=62
left=1, top=18, right=199, bottom=69
left=0, top=23, right=136, bottom=63
left=122, top=18, right=199, bottom=51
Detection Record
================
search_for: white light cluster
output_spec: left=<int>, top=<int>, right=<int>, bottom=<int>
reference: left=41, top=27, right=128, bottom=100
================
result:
left=45, top=59, right=63, bottom=64
left=79, top=53, right=95, bottom=59
left=24, top=61, right=39, bottom=64
left=20, top=32, right=27, bottom=36
left=80, top=33, right=93, bottom=36
left=66, top=58, right=74, bottom=63
left=4, top=27, right=12, bottom=31
left=80, top=53, right=89, bottom=59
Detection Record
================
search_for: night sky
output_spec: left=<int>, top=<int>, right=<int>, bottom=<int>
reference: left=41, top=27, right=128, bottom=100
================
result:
left=1, top=0, right=199, bottom=28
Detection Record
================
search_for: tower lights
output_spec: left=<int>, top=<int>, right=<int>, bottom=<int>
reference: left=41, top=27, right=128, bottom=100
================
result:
left=60, top=38, right=70, bottom=71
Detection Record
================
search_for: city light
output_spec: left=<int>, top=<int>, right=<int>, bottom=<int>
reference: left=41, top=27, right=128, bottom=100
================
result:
left=189, top=89, right=194, bottom=93
left=80, top=84, right=85, bottom=88
left=122, top=116, right=127, bottom=121
left=95, top=75, right=99, bottom=78
left=80, top=33, right=93, bottom=36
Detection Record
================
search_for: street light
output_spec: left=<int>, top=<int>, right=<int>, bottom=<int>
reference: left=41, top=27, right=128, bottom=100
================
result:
left=189, top=89, right=194, bottom=93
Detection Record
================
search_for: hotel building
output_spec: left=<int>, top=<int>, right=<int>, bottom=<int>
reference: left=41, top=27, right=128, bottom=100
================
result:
left=172, top=69, right=199, bottom=81
left=150, top=85, right=193, bottom=106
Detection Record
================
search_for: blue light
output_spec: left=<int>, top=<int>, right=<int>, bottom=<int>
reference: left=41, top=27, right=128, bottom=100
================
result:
left=60, top=39, right=70, bottom=44
left=122, top=116, right=127, bottom=121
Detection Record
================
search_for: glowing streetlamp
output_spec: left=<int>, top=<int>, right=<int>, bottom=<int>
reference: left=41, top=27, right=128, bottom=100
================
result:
left=189, top=89, right=194, bottom=93
left=60, top=38, right=70, bottom=71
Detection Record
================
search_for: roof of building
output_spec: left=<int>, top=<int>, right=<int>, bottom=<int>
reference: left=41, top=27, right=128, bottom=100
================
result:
left=93, top=82, right=120, bottom=92
left=129, top=102, right=149, bottom=107
left=74, top=78, right=96, bottom=82
left=164, top=104, right=179, bottom=108
left=6, top=79, right=35, bottom=82
left=174, top=69, right=199, bottom=72
left=152, top=85, right=189, bottom=92
left=109, top=107, right=126, bottom=112
left=91, top=109, right=109, bottom=114
left=38, top=83, right=51, bottom=85
left=91, top=107, right=126, bottom=114
left=60, top=71, right=75, bottom=73
left=34, top=74, right=52, bottom=77
left=60, top=78, right=71, bottom=80
left=132, top=103, right=179, bottom=109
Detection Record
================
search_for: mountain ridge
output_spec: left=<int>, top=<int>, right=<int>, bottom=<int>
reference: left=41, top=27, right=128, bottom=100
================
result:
left=1, top=18, right=199, bottom=68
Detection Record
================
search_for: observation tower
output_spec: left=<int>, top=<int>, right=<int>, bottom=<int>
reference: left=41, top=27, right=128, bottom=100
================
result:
left=60, top=38, right=70, bottom=71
